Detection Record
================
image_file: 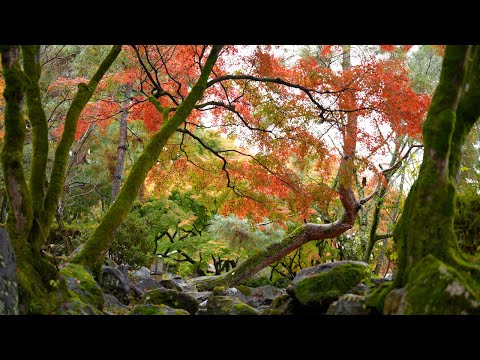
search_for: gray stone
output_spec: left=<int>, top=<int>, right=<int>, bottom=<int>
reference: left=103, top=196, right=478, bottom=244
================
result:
left=101, top=265, right=130, bottom=305
left=103, top=293, right=130, bottom=315
left=131, top=277, right=165, bottom=300
left=133, top=278, right=164, bottom=297
left=0, top=228, right=18, bottom=315
left=116, top=265, right=129, bottom=279
left=247, top=285, right=286, bottom=308
left=326, top=294, right=371, bottom=315
left=133, top=267, right=151, bottom=279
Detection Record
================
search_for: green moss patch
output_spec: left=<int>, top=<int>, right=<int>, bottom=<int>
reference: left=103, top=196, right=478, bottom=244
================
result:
left=141, top=288, right=199, bottom=315
left=204, top=296, right=259, bottom=315
left=59, top=263, right=104, bottom=311
left=130, top=304, right=189, bottom=315
left=293, top=262, right=371, bottom=312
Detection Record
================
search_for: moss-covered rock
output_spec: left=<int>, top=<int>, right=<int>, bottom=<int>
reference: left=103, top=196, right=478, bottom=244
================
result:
left=59, top=263, right=104, bottom=311
left=141, top=288, right=199, bottom=315
left=54, top=298, right=104, bottom=315
left=400, top=255, right=480, bottom=315
left=364, top=282, right=393, bottom=314
left=291, top=262, right=371, bottom=312
left=129, top=304, right=189, bottom=315
left=103, top=293, right=130, bottom=315
left=204, top=296, right=259, bottom=315
left=261, top=294, right=298, bottom=315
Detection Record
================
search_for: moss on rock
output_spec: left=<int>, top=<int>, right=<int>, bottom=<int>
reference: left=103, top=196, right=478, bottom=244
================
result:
left=129, top=304, right=189, bottom=315
left=141, top=287, right=199, bottom=315
left=236, top=285, right=252, bottom=296
left=364, top=282, right=393, bottom=314
left=54, top=298, right=103, bottom=315
left=292, top=262, right=371, bottom=312
left=59, top=263, right=104, bottom=311
left=204, top=296, right=259, bottom=315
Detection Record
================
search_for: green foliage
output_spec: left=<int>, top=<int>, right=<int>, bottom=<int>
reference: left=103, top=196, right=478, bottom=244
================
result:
left=242, top=276, right=272, bottom=288
left=408, top=45, right=443, bottom=95
left=109, top=206, right=155, bottom=269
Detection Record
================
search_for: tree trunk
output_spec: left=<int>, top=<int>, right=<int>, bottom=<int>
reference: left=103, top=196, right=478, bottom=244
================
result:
left=72, top=45, right=223, bottom=275
left=1, top=45, right=121, bottom=313
left=393, top=45, right=480, bottom=289
left=363, top=142, right=401, bottom=263
left=111, top=83, right=133, bottom=202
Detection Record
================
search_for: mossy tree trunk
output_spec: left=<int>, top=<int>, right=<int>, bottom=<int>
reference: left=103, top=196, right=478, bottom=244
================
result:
left=72, top=45, right=223, bottom=275
left=362, top=142, right=401, bottom=263
left=111, top=83, right=132, bottom=202
left=0, top=45, right=121, bottom=313
left=393, top=45, right=480, bottom=289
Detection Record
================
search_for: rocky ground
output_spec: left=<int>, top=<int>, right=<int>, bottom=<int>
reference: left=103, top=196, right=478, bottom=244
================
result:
left=55, top=259, right=393, bottom=315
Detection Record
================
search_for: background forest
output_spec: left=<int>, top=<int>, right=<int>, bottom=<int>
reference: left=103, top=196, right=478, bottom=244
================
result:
left=1, top=45, right=479, bottom=315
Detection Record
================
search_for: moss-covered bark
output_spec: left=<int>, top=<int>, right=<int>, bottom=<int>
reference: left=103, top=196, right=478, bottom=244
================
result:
left=1, top=45, right=122, bottom=313
left=391, top=45, right=480, bottom=303
left=73, top=45, right=223, bottom=273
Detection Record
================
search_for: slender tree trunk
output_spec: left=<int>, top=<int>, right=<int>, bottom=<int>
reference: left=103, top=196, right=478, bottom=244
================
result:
left=73, top=45, right=223, bottom=274
left=111, top=83, right=133, bottom=202
left=363, top=143, right=401, bottom=263
left=373, top=170, right=405, bottom=275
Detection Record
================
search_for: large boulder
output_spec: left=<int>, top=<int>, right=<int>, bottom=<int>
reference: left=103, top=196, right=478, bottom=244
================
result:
left=129, top=304, right=189, bottom=315
left=101, top=265, right=130, bottom=305
left=132, top=278, right=165, bottom=299
left=288, top=261, right=371, bottom=312
left=0, top=228, right=18, bottom=315
left=204, top=296, right=259, bottom=315
left=386, top=255, right=480, bottom=315
left=326, top=294, right=371, bottom=315
left=141, top=288, right=199, bottom=315
left=59, top=263, right=104, bottom=311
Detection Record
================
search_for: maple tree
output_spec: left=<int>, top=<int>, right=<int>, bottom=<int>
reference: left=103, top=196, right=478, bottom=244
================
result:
left=0, top=45, right=431, bottom=314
